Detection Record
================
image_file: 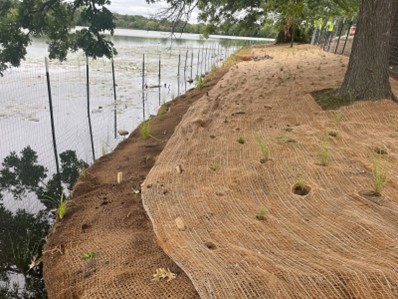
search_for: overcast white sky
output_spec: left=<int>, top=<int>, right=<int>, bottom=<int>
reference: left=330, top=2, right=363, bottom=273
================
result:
left=107, top=0, right=199, bottom=22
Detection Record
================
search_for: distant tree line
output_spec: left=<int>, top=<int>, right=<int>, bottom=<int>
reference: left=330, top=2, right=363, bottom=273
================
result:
left=74, top=12, right=277, bottom=38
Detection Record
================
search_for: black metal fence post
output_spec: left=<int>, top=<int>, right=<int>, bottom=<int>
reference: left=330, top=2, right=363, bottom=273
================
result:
left=334, top=18, right=345, bottom=54
left=201, top=46, right=204, bottom=76
left=190, top=49, right=193, bottom=82
left=142, top=54, right=146, bottom=120
left=184, top=49, right=188, bottom=92
left=86, top=56, right=96, bottom=162
left=204, top=47, right=208, bottom=73
left=158, top=54, right=161, bottom=106
left=44, top=57, right=60, bottom=176
left=197, top=48, right=200, bottom=79
left=111, top=57, right=117, bottom=139
left=177, top=53, right=181, bottom=96
left=341, top=20, right=353, bottom=55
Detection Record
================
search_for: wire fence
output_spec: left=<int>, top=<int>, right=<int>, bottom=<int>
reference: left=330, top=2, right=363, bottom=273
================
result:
left=311, top=17, right=356, bottom=56
left=0, top=39, right=242, bottom=298
left=312, top=15, right=398, bottom=79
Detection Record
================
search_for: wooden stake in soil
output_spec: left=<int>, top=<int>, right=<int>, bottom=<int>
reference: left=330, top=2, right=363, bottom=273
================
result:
left=117, top=172, right=123, bottom=184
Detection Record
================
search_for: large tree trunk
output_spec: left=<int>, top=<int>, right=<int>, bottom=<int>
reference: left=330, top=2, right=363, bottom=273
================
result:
left=339, top=0, right=397, bottom=100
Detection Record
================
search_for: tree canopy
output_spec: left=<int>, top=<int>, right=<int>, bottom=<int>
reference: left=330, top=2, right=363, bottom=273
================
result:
left=148, top=0, right=360, bottom=40
left=0, top=0, right=116, bottom=74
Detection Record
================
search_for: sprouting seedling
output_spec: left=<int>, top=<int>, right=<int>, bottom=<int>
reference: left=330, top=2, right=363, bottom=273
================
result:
left=373, top=154, right=386, bottom=194
left=42, top=193, right=68, bottom=219
left=256, top=207, right=266, bottom=221
left=157, top=104, right=167, bottom=120
left=296, top=176, right=306, bottom=191
left=140, top=120, right=150, bottom=139
left=81, top=252, right=95, bottom=261
left=101, top=144, right=108, bottom=156
left=255, top=134, right=269, bottom=161
left=195, top=75, right=205, bottom=89
left=320, top=139, right=329, bottom=166
left=292, top=173, right=311, bottom=196
left=210, top=163, right=220, bottom=171
left=335, top=114, right=344, bottom=124
left=58, top=194, right=67, bottom=219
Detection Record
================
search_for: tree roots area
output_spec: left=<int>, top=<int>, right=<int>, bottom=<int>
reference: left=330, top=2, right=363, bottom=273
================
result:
left=43, top=45, right=398, bottom=298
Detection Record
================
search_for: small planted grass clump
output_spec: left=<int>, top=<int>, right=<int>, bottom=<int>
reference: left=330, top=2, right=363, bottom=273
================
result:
left=320, top=140, right=329, bottom=166
left=195, top=75, right=205, bottom=89
left=210, top=134, right=216, bottom=139
left=80, top=167, right=86, bottom=178
left=237, top=137, right=245, bottom=144
left=292, top=177, right=311, bottom=196
left=373, top=155, right=386, bottom=195
left=101, top=143, right=108, bottom=156
left=335, top=114, right=344, bottom=124
left=58, top=193, right=67, bottom=219
left=255, top=134, right=269, bottom=162
left=210, top=163, right=220, bottom=171
left=43, top=193, right=68, bottom=219
left=140, top=120, right=150, bottom=140
left=256, top=207, right=267, bottom=221
left=81, top=252, right=95, bottom=261
left=157, top=104, right=168, bottom=120
left=311, top=89, right=354, bottom=110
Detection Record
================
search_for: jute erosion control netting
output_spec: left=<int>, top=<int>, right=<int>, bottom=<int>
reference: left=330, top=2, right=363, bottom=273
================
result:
left=42, top=68, right=231, bottom=299
left=142, top=45, right=398, bottom=298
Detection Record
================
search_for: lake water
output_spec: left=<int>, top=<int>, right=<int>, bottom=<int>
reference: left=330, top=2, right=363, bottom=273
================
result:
left=0, top=29, right=271, bottom=213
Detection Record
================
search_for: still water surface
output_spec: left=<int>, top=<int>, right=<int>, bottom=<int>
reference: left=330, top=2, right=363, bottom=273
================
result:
left=0, top=29, right=269, bottom=212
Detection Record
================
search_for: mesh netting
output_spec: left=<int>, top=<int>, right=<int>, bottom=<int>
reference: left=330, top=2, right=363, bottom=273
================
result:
left=42, top=66, right=230, bottom=298
left=142, top=45, right=398, bottom=298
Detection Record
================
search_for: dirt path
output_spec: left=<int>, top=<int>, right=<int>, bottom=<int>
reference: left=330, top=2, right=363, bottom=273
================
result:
left=42, top=66, right=229, bottom=299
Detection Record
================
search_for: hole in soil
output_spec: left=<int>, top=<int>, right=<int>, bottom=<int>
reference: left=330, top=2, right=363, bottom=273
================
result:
left=374, top=147, right=388, bottom=155
left=292, top=184, right=311, bottom=196
left=359, top=191, right=383, bottom=205
left=204, top=241, right=217, bottom=250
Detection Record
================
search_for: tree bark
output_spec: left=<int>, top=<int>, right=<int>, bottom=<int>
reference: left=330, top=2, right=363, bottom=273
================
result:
left=339, top=0, right=397, bottom=100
